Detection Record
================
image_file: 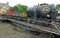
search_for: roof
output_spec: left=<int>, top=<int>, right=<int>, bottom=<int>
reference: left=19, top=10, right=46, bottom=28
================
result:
left=0, top=3, right=8, bottom=8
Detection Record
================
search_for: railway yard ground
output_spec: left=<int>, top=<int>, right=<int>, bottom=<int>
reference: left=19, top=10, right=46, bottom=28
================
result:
left=0, top=21, right=51, bottom=38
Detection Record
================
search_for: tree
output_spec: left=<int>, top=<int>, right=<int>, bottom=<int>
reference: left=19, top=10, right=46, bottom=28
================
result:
left=13, top=4, right=28, bottom=12
left=56, top=4, right=60, bottom=9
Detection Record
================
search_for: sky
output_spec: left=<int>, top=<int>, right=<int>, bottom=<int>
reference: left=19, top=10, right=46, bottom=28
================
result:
left=0, top=0, right=60, bottom=7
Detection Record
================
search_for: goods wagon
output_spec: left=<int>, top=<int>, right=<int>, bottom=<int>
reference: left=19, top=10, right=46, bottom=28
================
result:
left=5, top=8, right=27, bottom=18
left=13, top=12, right=27, bottom=17
left=6, top=9, right=15, bottom=16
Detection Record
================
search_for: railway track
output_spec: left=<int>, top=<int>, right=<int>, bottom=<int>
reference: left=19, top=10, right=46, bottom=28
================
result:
left=8, top=19, right=60, bottom=35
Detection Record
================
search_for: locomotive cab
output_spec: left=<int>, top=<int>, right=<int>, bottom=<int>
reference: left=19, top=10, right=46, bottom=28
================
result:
left=56, top=10, right=60, bottom=21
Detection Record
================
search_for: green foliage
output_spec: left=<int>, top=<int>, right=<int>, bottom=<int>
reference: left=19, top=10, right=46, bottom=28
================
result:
left=13, top=4, right=28, bottom=12
left=56, top=4, right=60, bottom=9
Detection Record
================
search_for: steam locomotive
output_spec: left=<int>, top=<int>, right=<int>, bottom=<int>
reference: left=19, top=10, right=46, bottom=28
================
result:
left=26, top=3, right=60, bottom=21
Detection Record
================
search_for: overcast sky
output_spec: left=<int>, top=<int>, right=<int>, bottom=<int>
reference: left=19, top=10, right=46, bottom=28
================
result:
left=0, top=0, right=60, bottom=7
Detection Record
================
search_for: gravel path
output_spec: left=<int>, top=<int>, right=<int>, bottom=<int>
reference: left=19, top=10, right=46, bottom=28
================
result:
left=0, top=21, right=51, bottom=38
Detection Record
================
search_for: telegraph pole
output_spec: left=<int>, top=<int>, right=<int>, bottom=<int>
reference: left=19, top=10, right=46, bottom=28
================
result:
left=33, top=6, right=37, bottom=20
